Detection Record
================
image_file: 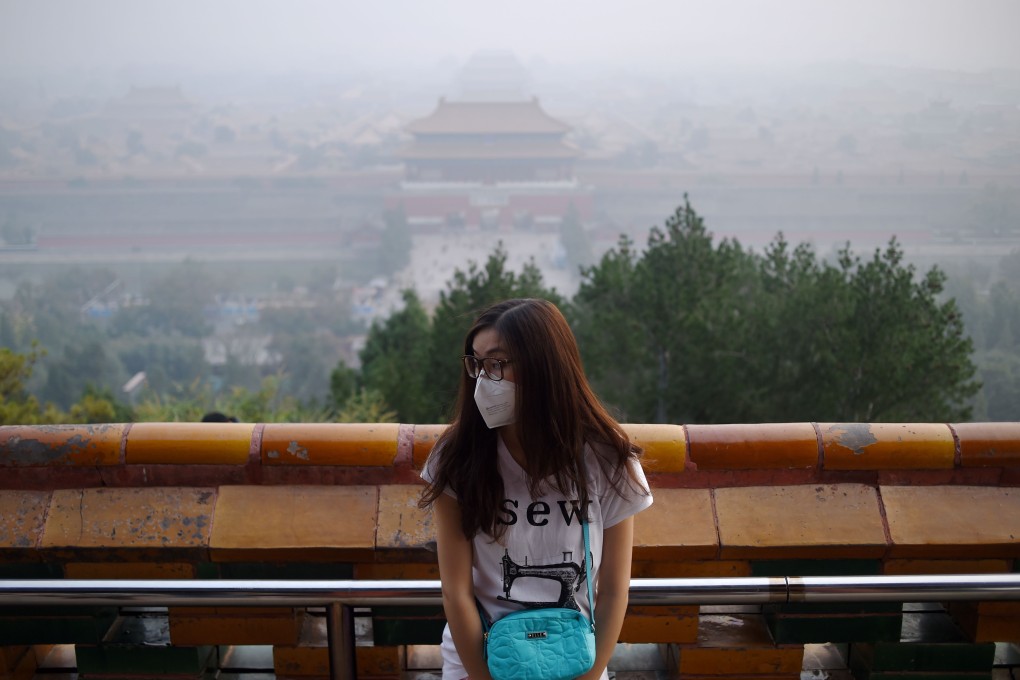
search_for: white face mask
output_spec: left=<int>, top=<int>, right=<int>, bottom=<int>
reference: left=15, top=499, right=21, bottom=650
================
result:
left=473, top=374, right=516, bottom=429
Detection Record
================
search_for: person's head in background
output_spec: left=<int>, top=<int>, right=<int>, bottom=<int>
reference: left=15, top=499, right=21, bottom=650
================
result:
left=201, top=411, right=238, bottom=423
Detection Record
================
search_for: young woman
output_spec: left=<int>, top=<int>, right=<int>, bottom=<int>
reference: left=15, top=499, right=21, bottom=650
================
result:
left=420, top=298, right=653, bottom=680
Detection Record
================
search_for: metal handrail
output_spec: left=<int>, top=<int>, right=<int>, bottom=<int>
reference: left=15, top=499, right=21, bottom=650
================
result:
left=4, top=575, right=1020, bottom=680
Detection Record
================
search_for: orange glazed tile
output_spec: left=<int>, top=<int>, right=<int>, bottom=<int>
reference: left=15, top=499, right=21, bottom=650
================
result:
left=0, top=646, right=29, bottom=670
left=955, top=422, right=1020, bottom=467
left=127, top=422, right=252, bottom=464
left=633, top=488, right=717, bottom=561
left=820, top=423, right=954, bottom=470
left=41, top=487, right=215, bottom=550
left=679, top=648, right=804, bottom=675
left=715, top=484, right=887, bottom=559
left=274, top=646, right=329, bottom=677
left=948, top=601, right=1020, bottom=643
left=356, top=646, right=405, bottom=676
left=622, top=424, right=687, bottom=473
left=2, top=647, right=36, bottom=679
left=274, top=640, right=399, bottom=677
left=262, top=423, right=399, bottom=466
left=687, top=423, right=817, bottom=470
left=0, top=490, right=50, bottom=550
left=169, top=608, right=302, bottom=645
left=376, top=485, right=434, bottom=552
left=413, top=424, right=447, bottom=470
left=882, top=485, right=1020, bottom=558
left=619, top=605, right=698, bottom=643
left=209, top=485, right=377, bottom=560
left=0, top=424, right=123, bottom=466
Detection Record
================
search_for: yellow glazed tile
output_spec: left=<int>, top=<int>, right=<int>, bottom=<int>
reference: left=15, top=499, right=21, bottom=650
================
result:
left=715, top=484, right=887, bottom=559
left=955, top=422, right=1020, bottom=467
left=376, top=485, right=434, bottom=552
left=882, top=485, right=1020, bottom=558
left=41, top=487, right=215, bottom=550
left=210, top=485, right=377, bottom=560
left=0, top=490, right=50, bottom=549
left=0, top=424, right=124, bottom=466
left=688, top=423, right=817, bottom=470
left=623, top=424, right=687, bottom=473
left=262, top=423, right=399, bottom=466
left=413, top=424, right=447, bottom=470
left=127, top=422, right=252, bottom=464
left=633, top=488, right=717, bottom=560
left=820, top=423, right=954, bottom=470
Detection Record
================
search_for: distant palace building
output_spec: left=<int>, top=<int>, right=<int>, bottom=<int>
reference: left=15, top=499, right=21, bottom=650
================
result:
left=392, top=96, right=592, bottom=231
left=104, top=86, right=194, bottom=134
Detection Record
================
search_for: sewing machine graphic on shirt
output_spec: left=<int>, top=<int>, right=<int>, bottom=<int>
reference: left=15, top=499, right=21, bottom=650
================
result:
left=497, top=549, right=588, bottom=610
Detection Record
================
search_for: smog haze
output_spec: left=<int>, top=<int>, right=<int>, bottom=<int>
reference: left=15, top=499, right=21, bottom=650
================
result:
left=3, top=0, right=1020, bottom=77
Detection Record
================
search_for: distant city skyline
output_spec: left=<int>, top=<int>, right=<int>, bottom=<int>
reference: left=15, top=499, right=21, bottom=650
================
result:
left=2, top=0, right=1020, bottom=79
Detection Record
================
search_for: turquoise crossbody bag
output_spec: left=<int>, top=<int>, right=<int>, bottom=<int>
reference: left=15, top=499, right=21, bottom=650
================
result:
left=479, top=519, right=596, bottom=680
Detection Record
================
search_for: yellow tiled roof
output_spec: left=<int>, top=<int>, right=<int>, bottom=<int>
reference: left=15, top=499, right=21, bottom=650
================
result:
left=405, top=99, right=572, bottom=135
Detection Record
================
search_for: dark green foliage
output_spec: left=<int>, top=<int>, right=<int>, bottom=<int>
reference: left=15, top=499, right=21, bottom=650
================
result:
left=377, top=207, right=412, bottom=277
left=358, top=289, right=432, bottom=422
left=575, top=199, right=760, bottom=423
left=575, top=197, right=979, bottom=423
left=39, top=337, right=125, bottom=410
left=114, top=337, right=209, bottom=396
left=329, top=361, right=360, bottom=412
left=558, top=202, right=594, bottom=271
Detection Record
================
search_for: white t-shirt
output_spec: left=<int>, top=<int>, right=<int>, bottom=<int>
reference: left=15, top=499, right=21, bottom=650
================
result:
left=421, top=435, right=654, bottom=680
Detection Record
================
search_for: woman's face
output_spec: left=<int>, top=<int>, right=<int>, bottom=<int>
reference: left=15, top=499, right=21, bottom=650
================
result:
left=471, top=327, right=516, bottom=383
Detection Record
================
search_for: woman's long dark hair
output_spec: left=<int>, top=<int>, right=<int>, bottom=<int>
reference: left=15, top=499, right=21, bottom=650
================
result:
left=419, top=298, right=645, bottom=541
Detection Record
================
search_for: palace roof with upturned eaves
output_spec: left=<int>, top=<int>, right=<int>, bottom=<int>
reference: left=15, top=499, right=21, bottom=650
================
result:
left=405, top=98, right=572, bottom=136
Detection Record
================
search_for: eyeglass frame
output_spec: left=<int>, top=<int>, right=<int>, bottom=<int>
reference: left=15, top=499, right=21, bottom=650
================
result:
left=462, top=355, right=513, bottom=382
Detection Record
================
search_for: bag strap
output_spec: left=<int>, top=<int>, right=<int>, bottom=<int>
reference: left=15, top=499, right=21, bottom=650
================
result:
left=476, top=514, right=595, bottom=632
left=581, top=515, right=595, bottom=629
left=477, top=598, right=492, bottom=634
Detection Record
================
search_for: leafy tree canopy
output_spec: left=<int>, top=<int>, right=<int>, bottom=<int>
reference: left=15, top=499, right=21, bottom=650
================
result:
left=575, top=197, right=979, bottom=423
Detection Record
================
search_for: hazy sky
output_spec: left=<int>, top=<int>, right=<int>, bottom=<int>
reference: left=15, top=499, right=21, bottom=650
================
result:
left=2, top=0, right=1020, bottom=77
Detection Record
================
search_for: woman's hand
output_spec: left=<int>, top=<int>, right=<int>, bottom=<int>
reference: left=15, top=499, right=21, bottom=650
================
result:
left=575, top=515, right=635, bottom=680
left=434, top=492, right=493, bottom=680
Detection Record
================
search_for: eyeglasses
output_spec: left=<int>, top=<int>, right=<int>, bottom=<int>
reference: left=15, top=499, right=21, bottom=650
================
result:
left=462, top=355, right=513, bottom=381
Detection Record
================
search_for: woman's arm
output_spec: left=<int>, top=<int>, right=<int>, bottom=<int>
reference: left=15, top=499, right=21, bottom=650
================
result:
left=434, top=492, right=492, bottom=680
left=577, top=515, right=635, bottom=680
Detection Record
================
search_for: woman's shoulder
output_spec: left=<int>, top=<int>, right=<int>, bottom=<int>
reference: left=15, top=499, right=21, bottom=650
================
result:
left=583, top=440, right=630, bottom=483
left=584, top=435, right=651, bottom=493
left=584, top=431, right=636, bottom=466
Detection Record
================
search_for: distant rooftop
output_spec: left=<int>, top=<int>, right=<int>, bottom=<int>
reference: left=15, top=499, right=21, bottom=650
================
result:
left=405, top=98, right=571, bottom=136
left=456, top=49, right=532, bottom=102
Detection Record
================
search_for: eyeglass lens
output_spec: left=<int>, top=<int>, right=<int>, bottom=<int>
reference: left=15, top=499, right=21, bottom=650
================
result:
left=464, top=356, right=502, bottom=380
